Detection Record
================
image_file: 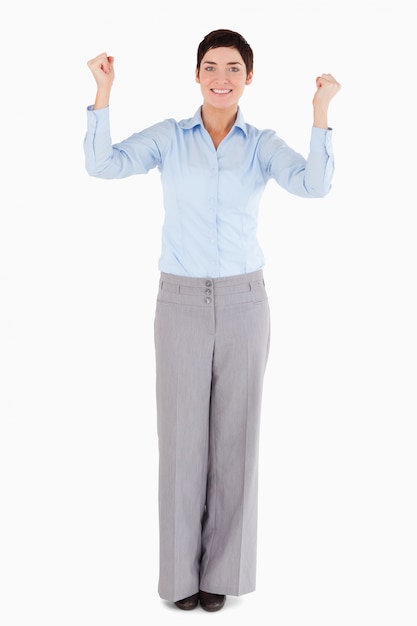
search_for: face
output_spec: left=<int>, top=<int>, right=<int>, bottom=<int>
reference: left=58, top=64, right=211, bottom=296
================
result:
left=195, top=46, right=253, bottom=110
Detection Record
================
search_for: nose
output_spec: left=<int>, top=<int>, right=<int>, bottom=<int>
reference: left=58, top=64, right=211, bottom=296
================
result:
left=216, top=71, right=229, bottom=83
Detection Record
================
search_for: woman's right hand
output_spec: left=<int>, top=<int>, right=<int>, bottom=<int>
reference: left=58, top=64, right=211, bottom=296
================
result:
left=87, top=52, right=115, bottom=87
left=87, top=53, right=115, bottom=109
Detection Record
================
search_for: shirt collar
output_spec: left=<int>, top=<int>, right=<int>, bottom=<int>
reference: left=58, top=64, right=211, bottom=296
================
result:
left=180, top=106, right=248, bottom=137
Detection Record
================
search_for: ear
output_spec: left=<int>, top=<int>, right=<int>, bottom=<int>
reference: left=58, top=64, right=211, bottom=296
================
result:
left=245, top=70, right=253, bottom=86
left=195, top=67, right=200, bottom=83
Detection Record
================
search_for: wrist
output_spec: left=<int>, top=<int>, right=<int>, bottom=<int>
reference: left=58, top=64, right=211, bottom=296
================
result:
left=94, top=89, right=111, bottom=110
left=313, top=108, right=328, bottom=129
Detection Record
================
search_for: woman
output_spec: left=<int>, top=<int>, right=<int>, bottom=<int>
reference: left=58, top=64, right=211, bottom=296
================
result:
left=84, top=28, right=340, bottom=612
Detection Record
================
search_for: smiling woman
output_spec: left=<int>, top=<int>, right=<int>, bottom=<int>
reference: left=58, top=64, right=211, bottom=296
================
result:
left=195, top=30, right=254, bottom=144
left=196, top=47, right=253, bottom=142
left=83, top=27, right=340, bottom=613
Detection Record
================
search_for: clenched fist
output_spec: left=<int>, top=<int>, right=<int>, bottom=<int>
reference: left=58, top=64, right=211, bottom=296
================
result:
left=87, top=52, right=115, bottom=109
left=312, top=73, right=341, bottom=128
left=313, top=73, right=341, bottom=108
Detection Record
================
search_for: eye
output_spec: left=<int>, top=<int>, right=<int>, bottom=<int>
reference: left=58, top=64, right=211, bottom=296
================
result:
left=205, top=66, right=215, bottom=71
left=229, top=67, right=240, bottom=72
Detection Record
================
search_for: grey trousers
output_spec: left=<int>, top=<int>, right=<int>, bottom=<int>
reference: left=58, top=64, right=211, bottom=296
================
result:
left=154, top=270, right=270, bottom=602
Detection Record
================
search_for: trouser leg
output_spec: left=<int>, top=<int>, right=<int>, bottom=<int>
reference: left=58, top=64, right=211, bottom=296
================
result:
left=199, top=297, right=270, bottom=595
left=154, top=299, right=214, bottom=602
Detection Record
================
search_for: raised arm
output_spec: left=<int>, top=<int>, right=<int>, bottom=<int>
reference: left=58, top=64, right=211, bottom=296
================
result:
left=87, top=52, right=115, bottom=110
left=312, top=73, right=341, bottom=129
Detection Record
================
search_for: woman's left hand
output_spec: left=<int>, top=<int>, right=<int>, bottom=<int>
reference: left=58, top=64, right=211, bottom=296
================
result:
left=313, top=73, right=341, bottom=108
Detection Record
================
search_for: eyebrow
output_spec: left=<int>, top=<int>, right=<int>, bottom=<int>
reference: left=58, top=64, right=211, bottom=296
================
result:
left=202, top=61, right=243, bottom=66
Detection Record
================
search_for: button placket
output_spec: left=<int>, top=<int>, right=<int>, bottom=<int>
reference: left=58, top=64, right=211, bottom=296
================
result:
left=204, top=280, right=213, bottom=304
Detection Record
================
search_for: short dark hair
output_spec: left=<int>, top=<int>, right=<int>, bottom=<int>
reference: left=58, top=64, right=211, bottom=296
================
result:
left=196, top=29, right=254, bottom=76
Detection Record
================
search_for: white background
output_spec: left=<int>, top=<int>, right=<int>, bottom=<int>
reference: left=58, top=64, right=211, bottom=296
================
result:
left=1, top=0, right=416, bottom=624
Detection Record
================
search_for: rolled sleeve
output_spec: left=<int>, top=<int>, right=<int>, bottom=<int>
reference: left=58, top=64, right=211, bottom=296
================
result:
left=310, top=126, right=333, bottom=155
left=306, top=127, right=334, bottom=196
left=83, top=106, right=114, bottom=177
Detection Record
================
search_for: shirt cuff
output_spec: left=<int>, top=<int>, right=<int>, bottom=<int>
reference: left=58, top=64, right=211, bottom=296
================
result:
left=86, top=104, right=110, bottom=114
left=310, top=126, right=333, bottom=155
left=86, top=104, right=111, bottom=134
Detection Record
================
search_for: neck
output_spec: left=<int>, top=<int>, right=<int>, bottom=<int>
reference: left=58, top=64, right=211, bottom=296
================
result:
left=201, top=104, right=238, bottom=135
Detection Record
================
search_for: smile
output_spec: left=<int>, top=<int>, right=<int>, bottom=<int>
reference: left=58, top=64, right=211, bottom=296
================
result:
left=211, top=89, right=232, bottom=94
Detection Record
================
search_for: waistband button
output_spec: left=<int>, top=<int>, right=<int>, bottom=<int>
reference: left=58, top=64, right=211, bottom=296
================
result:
left=205, top=280, right=212, bottom=287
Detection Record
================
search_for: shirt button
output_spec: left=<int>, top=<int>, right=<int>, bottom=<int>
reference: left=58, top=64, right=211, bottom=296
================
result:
left=205, top=288, right=212, bottom=295
left=204, top=297, right=212, bottom=304
left=205, top=280, right=212, bottom=287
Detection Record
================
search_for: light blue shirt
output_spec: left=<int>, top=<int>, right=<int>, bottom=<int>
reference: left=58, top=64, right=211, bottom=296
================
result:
left=84, top=106, right=334, bottom=277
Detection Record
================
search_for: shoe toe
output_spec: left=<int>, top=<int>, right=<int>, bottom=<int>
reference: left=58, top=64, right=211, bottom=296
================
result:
left=174, top=592, right=199, bottom=610
left=199, top=590, right=226, bottom=612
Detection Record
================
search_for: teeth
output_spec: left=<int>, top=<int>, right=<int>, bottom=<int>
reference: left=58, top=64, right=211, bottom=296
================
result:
left=212, top=89, right=231, bottom=94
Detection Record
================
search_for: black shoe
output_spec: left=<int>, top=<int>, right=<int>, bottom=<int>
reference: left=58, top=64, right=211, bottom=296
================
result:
left=199, top=590, right=226, bottom=612
left=174, top=592, right=199, bottom=610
